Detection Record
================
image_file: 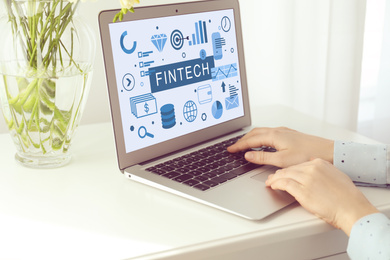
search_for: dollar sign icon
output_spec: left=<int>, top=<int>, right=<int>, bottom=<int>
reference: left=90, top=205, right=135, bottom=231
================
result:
left=144, top=102, right=150, bottom=114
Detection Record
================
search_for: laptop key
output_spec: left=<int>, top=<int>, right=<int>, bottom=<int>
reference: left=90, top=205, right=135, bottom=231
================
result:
left=150, top=169, right=167, bottom=175
left=214, top=168, right=226, bottom=175
left=188, top=170, right=203, bottom=176
left=201, top=158, right=214, bottom=164
left=192, top=155, right=204, bottom=161
left=194, top=175, right=209, bottom=182
left=197, top=166, right=211, bottom=173
left=204, top=180, right=219, bottom=187
left=211, top=173, right=237, bottom=184
left=207, top=163, right=219, bottom=170
left=223, top=157, right=235, bottom=163
left=192, top=161, right=205, bottom=167
left=209, top=176, right=228, bottom=184
left=221, top=172, right=238, bottom=180
left=183, top=179, right=200, bottom=187
left=160, top=165, right=175, bottom=171
left=176, top=168, right=189, bottom=174
left=194, top=184, right=210, bottom=191
left=155, top=163, right=165, bottom=168
left=185, top=164, right=199, bottom=171
left=203, top=172, right=218, bottom=179
left=219, top=165, right=234, bottom=172
left=215, top=160, right=227, bottom=167
left=172, top=162, right=186, bottom=168
left=173, top=174, right=193, bottom=183
left=229, top=161, right=243, bottom=168
left=228, top=163, right=259, bottom=176
left=162, top=172, right=181, bottom=179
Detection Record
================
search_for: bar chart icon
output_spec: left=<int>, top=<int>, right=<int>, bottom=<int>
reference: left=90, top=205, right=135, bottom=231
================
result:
left=189, top=20, right=208, bottom=46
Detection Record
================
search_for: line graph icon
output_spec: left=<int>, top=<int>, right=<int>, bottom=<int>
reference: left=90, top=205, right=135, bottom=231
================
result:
left=211, top=63, right=238, bottom=81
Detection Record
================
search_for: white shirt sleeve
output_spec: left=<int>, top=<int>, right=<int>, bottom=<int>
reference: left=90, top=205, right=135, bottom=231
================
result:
left=347, top=213, right=390, bottom=260
left=334, top=141, right=390, bottom=186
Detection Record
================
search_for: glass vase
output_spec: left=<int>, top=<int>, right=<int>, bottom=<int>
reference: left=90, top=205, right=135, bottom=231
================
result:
left=0, top=0, right=96, bottom=168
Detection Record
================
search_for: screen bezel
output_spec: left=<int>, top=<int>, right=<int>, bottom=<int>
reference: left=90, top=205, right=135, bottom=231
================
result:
left=99, top=0, right=251, bottom=171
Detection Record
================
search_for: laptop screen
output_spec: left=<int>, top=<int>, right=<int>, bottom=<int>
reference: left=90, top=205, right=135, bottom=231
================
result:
left=108, top=8, right=245, bottom=154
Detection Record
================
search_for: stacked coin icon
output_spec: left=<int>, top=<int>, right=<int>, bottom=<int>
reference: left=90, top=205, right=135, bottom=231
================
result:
left=160, top=104, right=176, bottom=129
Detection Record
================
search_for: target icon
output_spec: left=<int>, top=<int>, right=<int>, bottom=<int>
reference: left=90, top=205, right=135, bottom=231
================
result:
left=170, top=29, right=185, bottom=50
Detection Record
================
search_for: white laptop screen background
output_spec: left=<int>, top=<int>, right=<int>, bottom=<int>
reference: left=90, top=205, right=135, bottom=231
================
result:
left=108, top=9, right=244, bottom=154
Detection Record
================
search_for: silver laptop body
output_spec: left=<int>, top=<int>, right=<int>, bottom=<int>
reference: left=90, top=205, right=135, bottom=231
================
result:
left=99, top=0, right=295, bottom=220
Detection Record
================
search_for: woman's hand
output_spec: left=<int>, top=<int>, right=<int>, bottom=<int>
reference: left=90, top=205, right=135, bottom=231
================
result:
left=266, top=159, right=379, bottom=236
left=227, top=127, right=334, bottom=168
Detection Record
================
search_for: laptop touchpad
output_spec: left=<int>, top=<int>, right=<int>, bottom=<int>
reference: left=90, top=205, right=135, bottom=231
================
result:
left=251, top=165, right=276, bottom=183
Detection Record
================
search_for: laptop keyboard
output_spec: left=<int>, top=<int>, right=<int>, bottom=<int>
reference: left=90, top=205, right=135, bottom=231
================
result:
left=145, top=135, right=276, bottom=191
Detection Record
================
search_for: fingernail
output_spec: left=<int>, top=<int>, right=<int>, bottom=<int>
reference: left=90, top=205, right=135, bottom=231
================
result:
left=245, top=152, right=254, bottom=161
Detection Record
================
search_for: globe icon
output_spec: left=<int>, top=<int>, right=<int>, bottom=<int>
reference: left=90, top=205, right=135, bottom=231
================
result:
left=183, top=100, right=198, bottom=122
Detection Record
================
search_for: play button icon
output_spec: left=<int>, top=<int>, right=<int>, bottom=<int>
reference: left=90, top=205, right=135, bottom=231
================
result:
left=122, top=73, right=135, bottom=91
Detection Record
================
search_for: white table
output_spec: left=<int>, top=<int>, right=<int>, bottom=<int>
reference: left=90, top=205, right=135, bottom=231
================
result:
left=0, top=105, right=389, bottom=260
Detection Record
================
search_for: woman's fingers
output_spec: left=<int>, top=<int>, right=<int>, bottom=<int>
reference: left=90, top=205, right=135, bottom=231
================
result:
left=228, top=127, right=334, bottom=168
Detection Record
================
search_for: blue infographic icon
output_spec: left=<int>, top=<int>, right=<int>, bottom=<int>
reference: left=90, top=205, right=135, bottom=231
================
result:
left=229, top=85, right=239, bottom=96
left=212, top=101, right=223, bottom=119
left=122, top=73, right=135, bottom=91
left=188, top=20, right=208, bottom=46
left=138, top=51, right=153, bottom=58
left=130, top=93, right=158, bottom=118
left=151, top=34, right=167, bottom=52
left=160, top=104, right=176, bottom=129
left=225, top=85, right=239, bottom=110
left=170, top=30, right=185, bottom=50
left=221, top=16, right=231, bottom=32
left=211, top=63, right=238, bottom=81
left=200, top=49, right=207, bottom=60
left=201, top=113, right=207, bottom=121
left=197, top=84, right=212, bottom=104
left=183, top=100, right=198, bottom=122
left=212, top=32, right=226, bottom=60
left=120, top=31, right=137, bottom=54
left=138, top=126, right=154, bottom=139
left=221, top=82, right=226, bottom=93
left=225, top=96, right=239, bottom=110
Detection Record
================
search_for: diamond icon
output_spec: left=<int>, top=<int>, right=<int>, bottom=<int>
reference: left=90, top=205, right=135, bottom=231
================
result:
left=151, top=34, right=167, bottom=52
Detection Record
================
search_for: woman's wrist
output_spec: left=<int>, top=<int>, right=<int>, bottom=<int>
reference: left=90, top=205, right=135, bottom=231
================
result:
left=325, top=139, right=334, bottom=163
left=339, top=195, right=379, bottom=236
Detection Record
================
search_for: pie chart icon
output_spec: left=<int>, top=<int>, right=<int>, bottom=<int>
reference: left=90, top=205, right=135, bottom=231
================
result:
left=212, top=100, right=223, bottom=119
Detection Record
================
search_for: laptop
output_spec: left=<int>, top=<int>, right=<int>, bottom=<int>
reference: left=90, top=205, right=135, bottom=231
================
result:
left=99, top=0, right=295, bottom=220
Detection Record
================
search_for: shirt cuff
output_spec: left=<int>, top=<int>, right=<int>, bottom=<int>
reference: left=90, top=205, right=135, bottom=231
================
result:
left=334, top=141, right=389, bottom=185
left=347, top=213, right=390, bottom=259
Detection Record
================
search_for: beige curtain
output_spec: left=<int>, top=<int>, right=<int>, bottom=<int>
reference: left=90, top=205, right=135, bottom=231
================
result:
left=241, top=0, right=367, bottom=131
left=360, top=0, right=390, bottom=143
